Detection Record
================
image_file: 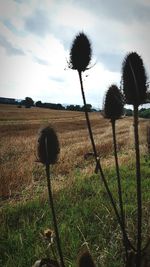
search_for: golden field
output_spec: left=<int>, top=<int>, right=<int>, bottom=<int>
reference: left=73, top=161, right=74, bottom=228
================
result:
left=0, top=104, right=149, bottom=201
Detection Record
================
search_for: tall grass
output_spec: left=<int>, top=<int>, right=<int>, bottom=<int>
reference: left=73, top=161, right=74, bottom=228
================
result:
left=1, top=159, right=150, bottom=267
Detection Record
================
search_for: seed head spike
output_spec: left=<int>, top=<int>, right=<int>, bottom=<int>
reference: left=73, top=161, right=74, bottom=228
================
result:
left=37, top=125, right=60, bottom=165
left=122, top=52, right=147, bottom=106
left=69, top=32, right=92, bottom=72
left=103, top=84, right=124, bottom=121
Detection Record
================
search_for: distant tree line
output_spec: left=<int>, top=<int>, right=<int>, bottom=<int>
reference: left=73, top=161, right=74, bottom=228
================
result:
left=125, top=108, right=150, bottom=118
left=18, top=97, right=96, bottom=112
left=1, top=96, right=149, bottom=117
left=0, top=97, right=18, bottom=105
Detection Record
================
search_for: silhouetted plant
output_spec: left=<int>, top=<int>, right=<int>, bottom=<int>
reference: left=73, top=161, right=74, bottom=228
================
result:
left=37, top=125, right=65, bottom=267
left=122, top=52, right=148, bottom=267
left=69, top=33, right=134, bottom=264
left=69, top=32, right=92, bottom=72
left=77, top=248, right=96, bottom=267
left=103, top=84, right=129, bottom=259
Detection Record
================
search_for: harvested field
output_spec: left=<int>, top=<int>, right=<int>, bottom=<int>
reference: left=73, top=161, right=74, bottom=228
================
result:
left=0, top=104, right=149, bottom=200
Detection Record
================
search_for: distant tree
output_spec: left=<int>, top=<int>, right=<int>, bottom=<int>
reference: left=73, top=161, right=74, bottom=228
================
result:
left=124, top=108, right=133, bottom=116
left=75, top=105, right=82, bottom=111
left=139, top=108, right=150, bottom=118
left=55, top=103, right=65, bottom=110
left=22, top=97, right=34, bottom=108
left=81, top=104, right=92, bottom=112
left=66, top=105, right=76, bottom=111
left=35, top=101, right=43, bottom=107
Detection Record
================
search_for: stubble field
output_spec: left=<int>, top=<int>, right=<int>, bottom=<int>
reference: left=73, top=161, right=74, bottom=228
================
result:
left=1, top=104, right=150, bottom=267
left=0, top=104, right=149, bottom=201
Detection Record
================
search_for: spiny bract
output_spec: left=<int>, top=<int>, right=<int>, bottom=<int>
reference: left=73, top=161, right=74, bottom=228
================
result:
left=122, top=52, right=147, bottom=106
left=69, top=32, right=92, bottom=72
left=103, top=84, right=124, bottom=121
left=37, top=125, right=60, bottom=165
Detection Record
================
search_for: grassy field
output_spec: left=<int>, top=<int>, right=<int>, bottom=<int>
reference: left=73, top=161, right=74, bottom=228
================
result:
left=0, top=104, right=150, bottom=267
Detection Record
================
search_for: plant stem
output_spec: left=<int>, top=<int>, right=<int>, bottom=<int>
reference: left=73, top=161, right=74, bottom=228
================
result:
left=133, top=105, right=142, bottom=267
left=111, top=120, right=129, bottom=262
left=46, top=164, right=65, bottom=267
left=78, top=70, right=135, bottom=252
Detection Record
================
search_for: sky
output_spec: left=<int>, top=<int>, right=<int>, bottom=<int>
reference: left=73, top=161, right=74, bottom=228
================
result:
left=0, top=0, right=149, bottom=108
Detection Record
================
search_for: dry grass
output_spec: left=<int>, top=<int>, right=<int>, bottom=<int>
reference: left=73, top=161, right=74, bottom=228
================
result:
left=0, top=104, right=149, bottom=200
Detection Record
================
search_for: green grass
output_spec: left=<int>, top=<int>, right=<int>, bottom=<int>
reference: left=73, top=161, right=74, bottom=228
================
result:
left=1, top=156, right=150, bottom=267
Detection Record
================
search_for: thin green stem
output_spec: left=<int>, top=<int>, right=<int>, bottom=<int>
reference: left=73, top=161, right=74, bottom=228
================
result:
left=111, top=120, right=129, bottom=262
left=78, top=70, right=135, bottom=252
left=45, top=164, right=65, bottom=267
left=133, top=105, right=142, bottom=267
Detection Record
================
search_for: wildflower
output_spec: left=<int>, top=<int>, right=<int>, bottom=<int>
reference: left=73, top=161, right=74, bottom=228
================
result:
left=37, top=125, right=60, bottom=165
left=122, top=52, right=147, bottom=106
left=69, top=32, right=92, bottom=72
left=43, top=228, right=55, bottom=244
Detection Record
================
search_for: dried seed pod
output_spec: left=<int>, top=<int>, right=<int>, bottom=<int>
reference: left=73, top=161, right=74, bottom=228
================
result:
left=37, top=126, right=60, bottom=165
left=103, top=84, right=124, bottom=121
left=69, top=32, right=92, bottom=72
left=122, top=52, right=147, bottom=106
left=77, top=249, right=96, bottom=267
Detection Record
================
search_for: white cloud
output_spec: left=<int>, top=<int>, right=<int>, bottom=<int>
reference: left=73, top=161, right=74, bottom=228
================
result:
left=0, top=0, right=149, bottom=107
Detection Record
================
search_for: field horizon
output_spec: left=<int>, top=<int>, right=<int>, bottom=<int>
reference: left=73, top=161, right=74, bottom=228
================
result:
left=0, top=104, right=149, bottom=203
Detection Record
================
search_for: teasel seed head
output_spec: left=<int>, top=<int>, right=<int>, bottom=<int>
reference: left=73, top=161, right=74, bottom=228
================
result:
left=122, top=52, right=147, bottom=106
left=69, top=32, right=92, bottom=72
left=103, top=84, right=124, bottom=121
left=77, top=249, right=96, bottom=267
left=37, top=125, right=60, bottom=165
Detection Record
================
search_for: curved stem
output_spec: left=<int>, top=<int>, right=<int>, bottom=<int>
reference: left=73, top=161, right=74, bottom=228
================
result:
left=111, top=120, right=129, bottom=261
left=78, top=70, right=135, bottom=252
left=46, top=165, right=65, bottom=267
left=133, top=105, right=142, bottom=267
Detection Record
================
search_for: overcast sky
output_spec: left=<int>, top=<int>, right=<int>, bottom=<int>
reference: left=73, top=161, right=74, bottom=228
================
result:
left=0, top=0, right=149, bottom=108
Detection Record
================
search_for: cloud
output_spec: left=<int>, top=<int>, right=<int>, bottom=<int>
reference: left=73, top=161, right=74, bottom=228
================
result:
left=78, top=0, right=150, bottom=23
left=49, top=76, right=65, bottom=83
left=33, top=56, right=49, bottom=65
left=2, top=19, right=26, bottom=37
left=97, top=52, right=124, bottom=72
left=0, top=0, right=149, bottom=107
left=14, top=0, right=27, bottom=3
left=24, top=8, right=50, bottom=37
left=0, top=34, right=25, bottom=56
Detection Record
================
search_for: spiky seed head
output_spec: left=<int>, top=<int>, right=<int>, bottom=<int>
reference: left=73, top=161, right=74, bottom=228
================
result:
left=69, top=32, right=92, bottom=72
left=103, top=84, right=124, bottom=121
left=122, top=52, right=147, bottom=106
left=37, top=125, right=60, bottom=165
left=77, top=249, right=96, bottom=267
